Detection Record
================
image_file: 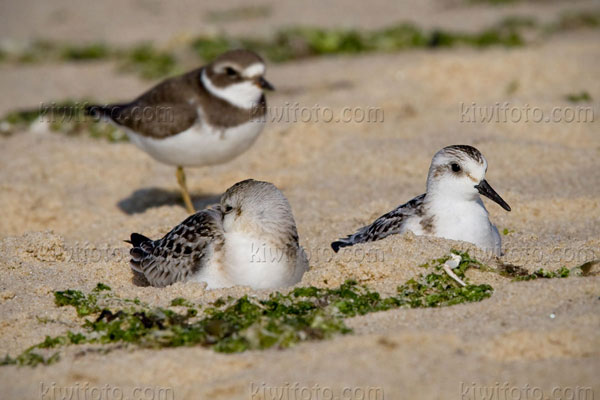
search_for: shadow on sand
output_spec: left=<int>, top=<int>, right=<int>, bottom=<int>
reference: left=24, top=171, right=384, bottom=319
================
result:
left=117, top=187, right=220, bottom=215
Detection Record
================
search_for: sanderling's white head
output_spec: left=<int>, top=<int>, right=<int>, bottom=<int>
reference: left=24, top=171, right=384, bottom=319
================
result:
left=202, top=49, right=275, bottom=109
left=220, top=179, right=299, bottom=243
left=219, top=179, right=307, bottom=289
left=426, top=145, right=511, bottom=211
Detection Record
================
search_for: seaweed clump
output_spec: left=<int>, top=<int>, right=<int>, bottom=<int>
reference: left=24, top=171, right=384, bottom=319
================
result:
left=513, top=266, right=571, bottom=281
left=2, top=252, right=493, bottom=367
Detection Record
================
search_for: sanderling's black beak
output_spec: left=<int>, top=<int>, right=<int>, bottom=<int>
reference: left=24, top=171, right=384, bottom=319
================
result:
left=257, top=76, right=275, bottom=91
left=475, top=180, right=511, bottom=211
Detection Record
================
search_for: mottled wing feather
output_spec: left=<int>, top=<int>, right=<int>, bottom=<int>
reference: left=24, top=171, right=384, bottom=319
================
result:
left=331, top=194, right=426, bottom=252
left=129, top=208, right=224, bottom=287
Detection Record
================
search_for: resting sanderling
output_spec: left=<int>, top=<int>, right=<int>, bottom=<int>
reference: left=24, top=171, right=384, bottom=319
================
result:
left=331, top=145, right=511, bottom=256
left=87, top=50, right=275, bottom=213
left=128, top=179, right=308, bottom=289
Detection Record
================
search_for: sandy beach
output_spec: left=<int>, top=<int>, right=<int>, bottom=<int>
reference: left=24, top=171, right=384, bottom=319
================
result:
left=0, top=1, right=599, bottom=399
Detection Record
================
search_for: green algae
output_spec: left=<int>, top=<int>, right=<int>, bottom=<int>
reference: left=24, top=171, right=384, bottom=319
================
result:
left=1, top=252, right=494, bottom=367
left=3, top=12, right=597, bottom=81
left=0, top=99, right=128, bottom=142
left=118, top=43, right=178, bottom=79
left=565, top=91, right=592, bottom=103
left=513, top=266, right=571, bottom=281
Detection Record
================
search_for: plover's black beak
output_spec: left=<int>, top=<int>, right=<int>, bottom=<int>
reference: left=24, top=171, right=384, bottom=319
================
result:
left=475, top=180, right=511, bottom=211
left=257, top=76, right=275, bottom=91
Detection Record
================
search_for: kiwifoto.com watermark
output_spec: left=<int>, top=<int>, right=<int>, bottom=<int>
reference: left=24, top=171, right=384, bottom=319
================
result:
left=248, top=242, right=597, bottom=266
left=27, top=241, right=597, bottom=267
left=460, top=382, right=594, bottom=400
left=40, top=382, right=174, bottom=400
left=38, top=102, right=175, bottom=124
left=251, top=102, right=385, bottom=124
left=33, top=101, right=384, bottom=125
left=459, top=102, right=594, bottom=124
left=249, top=382, right=384, bottom=400
left=250, top=243, right=385, bottom=265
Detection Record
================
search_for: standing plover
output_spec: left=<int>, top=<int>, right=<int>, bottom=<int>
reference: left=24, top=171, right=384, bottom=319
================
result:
left=128, top=179, right=308, bottom=289
left=331, top=145, right=511, bottom=256
left=86, top=49, right=274, bottom=213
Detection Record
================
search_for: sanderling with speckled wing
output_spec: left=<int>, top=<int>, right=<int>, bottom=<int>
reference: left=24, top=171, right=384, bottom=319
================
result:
left=128, top=179, right=308, bottom=289
left=86, top=50, right=275, bottom=214
left=331, top=145, right=511, bottom=256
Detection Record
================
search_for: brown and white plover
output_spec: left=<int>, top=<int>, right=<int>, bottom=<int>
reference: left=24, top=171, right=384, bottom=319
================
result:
left=87, top=49, right=275, bottom=213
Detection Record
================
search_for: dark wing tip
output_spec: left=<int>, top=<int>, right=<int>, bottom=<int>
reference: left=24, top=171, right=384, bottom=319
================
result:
left=129, top=232, right=151, bottom=247
left=84, top=104, right=105, bottom=118
left=331, top=241, right=349, bottom=253
left=84, top=104, right=125, bottom=123
left=129, top=235, right=152, bottom=271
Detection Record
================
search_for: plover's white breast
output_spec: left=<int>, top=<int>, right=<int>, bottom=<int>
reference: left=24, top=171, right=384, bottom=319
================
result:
left=123, top=118, right=266, bottom=168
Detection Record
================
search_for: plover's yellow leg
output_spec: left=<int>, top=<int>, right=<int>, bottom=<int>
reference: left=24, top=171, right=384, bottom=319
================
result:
left=176, top=166, right=195, bottom=214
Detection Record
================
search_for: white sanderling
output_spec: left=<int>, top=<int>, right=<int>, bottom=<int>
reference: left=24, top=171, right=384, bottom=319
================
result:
left=128, top=179, right=308, bottom=289
left=86, top=49, right=275, bottom=213
left=331, top=145, right=511, bottom=256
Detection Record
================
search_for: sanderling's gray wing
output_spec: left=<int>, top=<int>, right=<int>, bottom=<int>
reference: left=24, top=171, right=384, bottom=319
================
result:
left=128, top=208, right=223, bottom=287
left=331, top=194, right=425, bottom=252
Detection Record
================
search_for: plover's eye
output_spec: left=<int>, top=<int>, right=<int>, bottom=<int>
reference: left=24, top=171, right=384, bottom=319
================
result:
left=224, top=205, right=233, bottom=213
left=451, top=163, right=461, bottom=172
left=225, top=67, right=237, bottom=77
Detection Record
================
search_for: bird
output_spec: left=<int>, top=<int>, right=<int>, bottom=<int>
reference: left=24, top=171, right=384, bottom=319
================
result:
left=128, top=179, right=308, bottom=289
left=86, top=49, right=275, bottom=213
left=331, top=145, right=511, bottom=256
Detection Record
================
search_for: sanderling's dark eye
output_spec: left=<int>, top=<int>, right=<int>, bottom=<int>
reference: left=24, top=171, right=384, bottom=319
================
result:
left=224, top=205, right=233, bottom=213
left=225, top=67, right=237, bottom=77
left=451, top=163, right=461, bottom=172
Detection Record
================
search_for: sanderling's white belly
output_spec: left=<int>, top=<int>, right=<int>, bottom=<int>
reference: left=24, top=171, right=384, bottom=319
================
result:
left=223, top=232, right=302, bottom=289
left=190, top=232, right=306, bottom=290
left=438, top=221, right=501, bottom=255
left=425, top=200, right=502, bottom=256
left=124, top=120, right=266, bottom=167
